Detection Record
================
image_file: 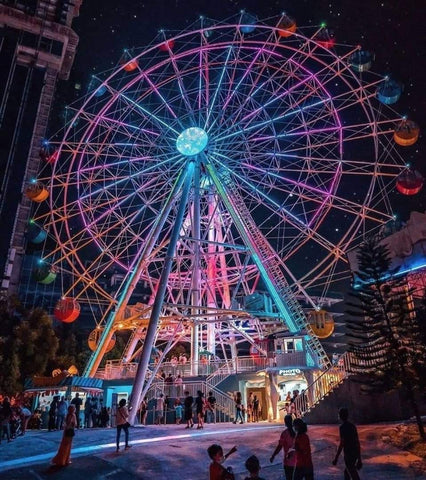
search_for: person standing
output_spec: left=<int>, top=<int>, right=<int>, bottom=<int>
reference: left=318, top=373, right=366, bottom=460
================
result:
left=183, top=390, right=194, bottom=429
left=91, top=397, right=99, bottom=427
left=332, top=408, right=362, bottom=480
left=174, top=399, right=183, bottom=425
left=56, top=397, right=68, bottom=430
left=70, top=393, right=82, bottom=428
left=270, top=414, right=296, bottom=480
left=51, top=405, right=77, bottom=467
left=195, top=390, right=205, bottom=429
left=206, top=391, right=216, bottom=424
left=252, top=395, right=260, bottom=422
left=233, top=392, right=244, bottom=424
left=247, top=393, right=253, bottom=423
left=1, top=397, right=13, bottom=443
left=292, top=418, right=314, bottom=480
left=20, top=404, right=32, bottom=435
left=165, top=373, right=174, bottom=396
left=155, top=394, right=165, bottom=425
left=48, top=396, right=59, bottom=432
left=83, top=397, right=92, bottom=428
left=139, top=397, right=148, bottom=426
left=116, top=399, right=131, bottom=452
left=175, top=374, right=183, bottom=397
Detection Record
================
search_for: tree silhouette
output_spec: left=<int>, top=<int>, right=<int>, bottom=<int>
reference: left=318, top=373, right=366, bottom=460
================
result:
left=347, top=236, right=426, bottom=439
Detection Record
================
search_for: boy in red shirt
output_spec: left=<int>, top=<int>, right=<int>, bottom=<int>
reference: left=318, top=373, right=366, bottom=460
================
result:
left=207, top=444, right=237, bottom=480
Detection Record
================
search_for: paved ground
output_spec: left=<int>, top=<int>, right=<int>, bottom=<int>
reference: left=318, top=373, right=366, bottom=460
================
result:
left=0, top=422, right=425, bottom=479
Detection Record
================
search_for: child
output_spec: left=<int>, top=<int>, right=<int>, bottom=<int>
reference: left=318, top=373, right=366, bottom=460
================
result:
left=174, top=400, right=183, bottom=425
left=244, top=455, right=266, bottom=480
left=207, top=443, right=237, bottom=480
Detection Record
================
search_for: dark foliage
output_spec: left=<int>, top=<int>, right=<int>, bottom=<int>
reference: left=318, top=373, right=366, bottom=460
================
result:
left=346, top=236, right=426, bottom=438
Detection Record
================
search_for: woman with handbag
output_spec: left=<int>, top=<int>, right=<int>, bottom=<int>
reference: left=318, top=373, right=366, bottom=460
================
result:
left=51, top=405, right=77, bottom=466
left=116, top=398, right=132, bottom=452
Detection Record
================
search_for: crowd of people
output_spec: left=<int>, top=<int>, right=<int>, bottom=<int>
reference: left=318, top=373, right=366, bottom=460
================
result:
left=0, top=395, right=32, bottom=443
left=0, top=391, right=111, bottom=448
left=152, top=390, right=217, bottom=428
left=208, top=407, right=362, bottom=480
left=43, top=393, right=111, bottom=431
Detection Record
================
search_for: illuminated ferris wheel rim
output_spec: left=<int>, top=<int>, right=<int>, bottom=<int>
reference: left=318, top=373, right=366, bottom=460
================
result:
left=36, top=15, right=407, bottom=304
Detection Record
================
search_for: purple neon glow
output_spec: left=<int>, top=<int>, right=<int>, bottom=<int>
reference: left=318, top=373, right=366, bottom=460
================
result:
left=45, top=18, right=402, bottom=286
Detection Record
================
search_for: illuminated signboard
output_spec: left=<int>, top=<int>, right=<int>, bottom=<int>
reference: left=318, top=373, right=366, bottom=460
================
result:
left=278, top=368, right=302, bottom=376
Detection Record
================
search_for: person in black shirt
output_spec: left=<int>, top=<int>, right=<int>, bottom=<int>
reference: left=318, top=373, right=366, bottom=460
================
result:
left=206, top=391, right=217, bottom=424
left=332, top=407, right=362, bottom=479
left=183, top=390, right=194, bottom=429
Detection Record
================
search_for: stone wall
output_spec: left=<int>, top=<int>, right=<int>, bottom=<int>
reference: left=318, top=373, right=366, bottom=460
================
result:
left=304, top=378, right=426, bottom=425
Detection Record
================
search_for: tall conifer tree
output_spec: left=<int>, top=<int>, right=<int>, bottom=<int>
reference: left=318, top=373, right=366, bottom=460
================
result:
left=347, top=236, right=425, bottom=438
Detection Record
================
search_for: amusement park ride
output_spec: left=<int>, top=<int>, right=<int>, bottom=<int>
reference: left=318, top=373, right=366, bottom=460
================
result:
left=25, top=13, right=422, bottom=419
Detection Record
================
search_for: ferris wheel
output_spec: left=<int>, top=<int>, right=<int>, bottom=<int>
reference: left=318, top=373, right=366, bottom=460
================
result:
left=29, top=13, right=416, bottom=380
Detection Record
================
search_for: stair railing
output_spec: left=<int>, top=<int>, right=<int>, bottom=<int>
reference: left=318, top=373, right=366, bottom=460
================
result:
left=293, top=352, right=352, bottom=416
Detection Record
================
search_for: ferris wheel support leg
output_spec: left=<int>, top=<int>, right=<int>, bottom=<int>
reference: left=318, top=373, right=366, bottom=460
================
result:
left=205, top=161, right=299, bottom=332
left=83, top=167, right=191, bottom=378
left=129, top=160, right=195, bottom=423
left=206, top=190, right=217, bottom=357
left=191, top=162, right=201, bottom=376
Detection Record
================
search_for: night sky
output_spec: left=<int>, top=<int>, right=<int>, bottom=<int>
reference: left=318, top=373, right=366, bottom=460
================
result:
left=65, top=0, right=425, bottom=221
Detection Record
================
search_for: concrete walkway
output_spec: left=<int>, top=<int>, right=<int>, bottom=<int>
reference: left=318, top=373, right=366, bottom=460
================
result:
left=0, top=422, right=425, bottom=479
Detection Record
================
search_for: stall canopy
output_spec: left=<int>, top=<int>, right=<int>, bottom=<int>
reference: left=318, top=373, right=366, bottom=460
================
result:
left=24, top=373, right=103, bottom=393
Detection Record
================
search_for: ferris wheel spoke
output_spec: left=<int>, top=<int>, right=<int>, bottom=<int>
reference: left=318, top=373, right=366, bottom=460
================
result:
left=77, top=108, right=161, bottom=138
left=77, top=153, right=184, bottom=202
left=204, top=45, right=234, bottom=130
left=118, top=93, right=180, bottom=136
left=210, top=153, right=341, bottom=257
left=239, top=162, right=391, bottom=223
left=163, top=46, right=199, bottom=124
left=209, top=27, right=279, bottom=133
left=217, top=40, right=357, bottom=134
left=215, top=79, right=336, bottom=144
left=215, top=30, right=316, bottom=128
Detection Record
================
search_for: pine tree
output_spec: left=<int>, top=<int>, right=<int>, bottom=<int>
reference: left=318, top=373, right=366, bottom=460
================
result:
left=346, top=236, right=426, bottom=439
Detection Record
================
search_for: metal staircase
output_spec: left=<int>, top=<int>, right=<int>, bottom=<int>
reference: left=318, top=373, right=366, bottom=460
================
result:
left=205, top=359, right=233, bottom=389
left=294, top=352, right=351, bottom=417
left=210, top=167, right=331, bottom=370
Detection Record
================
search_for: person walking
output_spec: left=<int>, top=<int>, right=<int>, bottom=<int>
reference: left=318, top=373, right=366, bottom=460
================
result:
left=270, top=414, right=296, bottom=480
left=116, top=398, right=131, bottom=452
left=332, top=407, right=362, bottom=480
left=233, top=392, right=244, bottom=424
left=195, top=390, right=205, bottom=429
left=183, top=390, right=194, bottom=429
left=292, top=418, right=314, bottom=480
left=51, top=405, right=77, bottom=466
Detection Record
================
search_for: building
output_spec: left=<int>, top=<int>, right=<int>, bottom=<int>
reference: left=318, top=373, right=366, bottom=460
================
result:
left=0, top=0, right=82, bottom=295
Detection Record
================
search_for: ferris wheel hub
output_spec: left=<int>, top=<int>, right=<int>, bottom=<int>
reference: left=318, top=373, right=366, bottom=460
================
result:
left=176, top=127, right=209, bottom=156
